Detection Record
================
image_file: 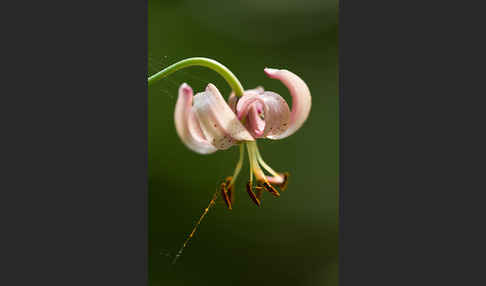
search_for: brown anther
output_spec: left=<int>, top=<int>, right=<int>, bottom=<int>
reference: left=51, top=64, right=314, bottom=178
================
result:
left=220, top=181, right=232, bottom=210
left=277, top=172, right=290, bottom=191
left=254, top=186, right=264, bottom=201
left=246, top=182, right=261, bottom=207
left=254, top=185, right=264, bottom=199
left=262, top=182, right=280, bottom=197
left=224, top=176, right=234, bottom=204
left=224, top=176, right=233, bottom=185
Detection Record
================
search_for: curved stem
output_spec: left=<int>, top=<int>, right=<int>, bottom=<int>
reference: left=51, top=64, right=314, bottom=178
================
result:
left=148, top=57, right=245, bottom=98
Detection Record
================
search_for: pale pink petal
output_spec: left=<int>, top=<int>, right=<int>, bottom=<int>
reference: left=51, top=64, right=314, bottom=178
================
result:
left=193, top=84, right=254, bottom=150
left=247, top=105, right=265, bottom=137
left=235, top=93, right=266, bottom=138
left=174, top=83, right=218, bottom=154
left=257, top=91, right=290, bottom=138
left=236, top=91, right=290, bottom=139
left=228, top=86, right=264, bottom=112
left=188, top=111, right=207, bottom=141
left=264, top=68, right=311, bottom=139
left=235, top=94, right=266, bottom=121
left=246, top=86, right=265, bottom=94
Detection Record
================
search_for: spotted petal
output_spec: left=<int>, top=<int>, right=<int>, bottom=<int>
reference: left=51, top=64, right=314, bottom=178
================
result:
left=228, top=86, right=264, bottom=113
left=193, top=84, right=254, bottom=150
left=174, top=83, right=218, bottom=154
left=264, top=68, right=311, bottom=139
left=236, top=91, right=291, bottom=138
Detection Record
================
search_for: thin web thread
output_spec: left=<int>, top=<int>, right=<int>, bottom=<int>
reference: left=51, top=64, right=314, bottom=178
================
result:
left=149, top=55, right=210, bottom=86
left=149, top=55, right=213, bottom=98
left=172, top=190, right=220, bottom=264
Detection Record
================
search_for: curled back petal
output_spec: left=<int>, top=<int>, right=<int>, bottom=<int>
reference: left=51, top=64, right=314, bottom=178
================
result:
left=228, top=86, right=264, bottom=113
left=264, top=68, right=311, bottom=139
left=246, top=86, right=265, bottom=94
left=236, top=91, right=290, bottom=139
left=247, top=104, right=266, bottom=137
left=193, top=84, right=254, bottom=150
left=235, top=93, right=266, bottom=121
left=258, top=91, right=291, bottom=138
left=174, top=83, right=218, bottom=154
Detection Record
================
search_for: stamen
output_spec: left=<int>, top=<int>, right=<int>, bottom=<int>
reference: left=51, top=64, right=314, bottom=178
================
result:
left=246, top=142, right=256, bottom=185
left=220, top=180, right=232, bottom=210
left=246, top=141, right=266, bottom=182
left=253, top=142, right=283, bottom=180
left=246, top=142, right=282, bottom=204
left=172, top=190, right=219, bottom=264
left=262, top=182, right=280, bottom=197
left=228, top=144, right=245, bottom=188
left=255, top=186, right=263, bottom=201
left=220, top=144, right=244, bottom=210
left=246, top=181, right=261, bottom=207
left=223, top=177, right=234, bottom=205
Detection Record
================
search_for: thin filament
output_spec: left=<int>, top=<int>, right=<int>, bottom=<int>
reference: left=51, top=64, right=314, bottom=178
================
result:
left=228, top=143, right=245, bottom=187
left=247, top=142, right=266, bottom=182
left=246, top=142, right=255, bottom=185
left=253, top=142, right=281, bottom=178
left=172, top=190, right=219, bottom=264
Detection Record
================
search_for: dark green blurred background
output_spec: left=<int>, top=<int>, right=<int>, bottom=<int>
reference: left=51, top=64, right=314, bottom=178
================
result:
left=148, top=0, right=338, bottom=285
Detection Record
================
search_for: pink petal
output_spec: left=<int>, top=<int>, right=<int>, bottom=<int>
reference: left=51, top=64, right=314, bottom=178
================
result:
left=193, top=84, right=254, bottom=150
left=235, top=93, right=266, bottom=121
left=247, top=86, right=265, bottom=94
left=258, top=91, right=291, bottom=138
left=228, top=86, right=264, bottom=112
left=247, top=105, right=265, bottom=137
left=174, top=83, right=217, bottom=154
left=236, top=91, right=290, bottom=139
left=264, top=68, right=311, bottom=139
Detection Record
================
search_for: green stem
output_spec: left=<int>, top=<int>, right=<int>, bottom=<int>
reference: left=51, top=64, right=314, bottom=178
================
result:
left=148, top=57, right=245, bottom=98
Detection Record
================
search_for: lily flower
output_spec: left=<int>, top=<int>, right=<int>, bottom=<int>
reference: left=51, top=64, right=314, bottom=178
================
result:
left=174, top=68, right=311, bottom=209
